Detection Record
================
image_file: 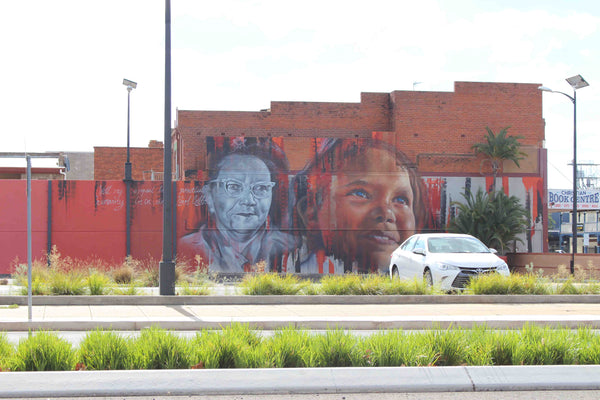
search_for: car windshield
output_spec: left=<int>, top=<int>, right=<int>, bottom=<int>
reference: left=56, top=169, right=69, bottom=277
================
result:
left=427, top=237, right=490, bottom=253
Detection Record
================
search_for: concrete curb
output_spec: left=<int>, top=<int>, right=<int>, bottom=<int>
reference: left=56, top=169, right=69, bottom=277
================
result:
left=0, top=365, right=598, bottom=397
left=1, top=294, right=600, bottom=306
left=2, top=316, right=599, bottom=331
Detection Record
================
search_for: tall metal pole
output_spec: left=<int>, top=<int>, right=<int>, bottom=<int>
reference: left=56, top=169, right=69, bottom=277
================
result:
left=159, top=0, right=175, bottom=295
left=571, top=91, right=577, bottom=275
left=125, top=86, right=132, bottom=257
left=26, top=155, right=32, bottom=322
left=539, top=75, right=588, bottom=275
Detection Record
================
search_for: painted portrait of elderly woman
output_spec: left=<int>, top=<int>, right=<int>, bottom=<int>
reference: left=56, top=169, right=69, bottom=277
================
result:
left=291, top=137, right=433, bottom=275
left=178, top=137, right=295, bottom=273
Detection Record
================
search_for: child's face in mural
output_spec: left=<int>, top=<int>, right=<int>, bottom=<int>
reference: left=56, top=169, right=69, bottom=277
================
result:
left=318, top=148, right=415, bottom=271
left=208, top=155, right=273, bottom=240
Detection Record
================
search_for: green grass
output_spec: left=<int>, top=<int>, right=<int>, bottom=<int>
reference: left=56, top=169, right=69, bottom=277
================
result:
left=78, top=329, right=133, bottom=370
left=176, top=280, right=213, bottom=295
left=465, top=273, right=551, bottom=295
left=9, top=331, right=76, bottom=371
left=239, top=273, right=311, bottom=295
left=131, top=326, right=191, bottom=369
left=86, top=270, right=112, bottom=295
left=0, top=332, right=14, bottom=371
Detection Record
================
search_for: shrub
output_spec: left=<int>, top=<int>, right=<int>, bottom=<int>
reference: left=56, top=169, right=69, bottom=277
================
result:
left=239, top=273, right=309, bottom=295
left=176, top=280, right=212, bottom=296
left=576, top=328, right=600, bottom=364
left=132, top=326, right=191, bottom=369
left=263, top=326, right=311, bottom=368
left=382, top=277, right=438, bottom=295
left=137, top=265, right=159, bottom=287
left=306, top=329, right=361, bottom=367
left=466, top=273, right=550, bottom=295
left=190, top=324, right=261, bottom=369
left=359, top=330, right=436, bottom=367
left=78, top=329, right=132, bottom=370
left=111, top=282, right=141, bottom=296
left=86, top=270, right=112, bottom=295
left=318, top=274, right=363, bottom=295
left=0, top=333, right=14, bottom=371
left=424, top=327, right=467, bottom=366
left=512, top=324, right=579, bottom=365
left=112, top=258, right=136, bottom=284
left=9, top=331, right=76, bottom=371
left=48, top=269, right=87, bottom=295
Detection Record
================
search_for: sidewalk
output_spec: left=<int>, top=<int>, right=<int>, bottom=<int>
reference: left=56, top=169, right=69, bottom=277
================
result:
left=1, top=294, right=600, bottom=330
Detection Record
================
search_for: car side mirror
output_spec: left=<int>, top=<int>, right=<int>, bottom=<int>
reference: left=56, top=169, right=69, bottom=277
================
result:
left=413, top=248, right=426, bottom=256
left=489, top=248, right=498, bottom=254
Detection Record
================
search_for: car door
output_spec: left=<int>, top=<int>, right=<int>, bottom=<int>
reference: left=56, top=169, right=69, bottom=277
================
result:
left=394, top=236, right=417, bottom=279
left=404, top=236, right=427, bottom=279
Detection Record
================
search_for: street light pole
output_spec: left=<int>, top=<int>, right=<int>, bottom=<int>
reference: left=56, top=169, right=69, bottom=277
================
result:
left=123, top=79, right=137, bottom=257
left=539, top=74, right=589, bottom=274
left=159, top=0, right=175, bottom=295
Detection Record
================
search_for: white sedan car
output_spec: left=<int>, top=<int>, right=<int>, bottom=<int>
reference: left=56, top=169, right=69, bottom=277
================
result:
left=388, top=233, right=510, bottom=290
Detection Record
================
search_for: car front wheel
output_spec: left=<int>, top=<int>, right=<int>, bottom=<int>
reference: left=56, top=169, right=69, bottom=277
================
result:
left=423, top=269, right=433, bottom=286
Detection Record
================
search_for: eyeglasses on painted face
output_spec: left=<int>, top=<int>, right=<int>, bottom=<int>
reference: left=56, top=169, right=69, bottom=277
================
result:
left=210, top=179, right=275, bottom=198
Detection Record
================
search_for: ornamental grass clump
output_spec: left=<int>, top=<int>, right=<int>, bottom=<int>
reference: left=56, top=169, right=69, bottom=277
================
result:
left=132, top=326, right=191, bottom=369
left=86, top=270, right=112, bottom=295
left=9, top=331, right=76, bottom=371
left=239, top=273, right=309, bottom=295
left=576, top=328, right=600, bottom=365
left=48, top=269, right=87, bottom=295
left=511, top=325, right=579, bottom=365
left=383, top=276, right=438, bottom=295
left=190, top=323, right=262, bottom=369
left=176, top=280, right=213, bottom=295
left=78, top=329, right=133, bottom=370
left=305, top=329, right=361, bottom=367
left=111, top=257, right=137, bottom=284
left=318, top=274, right=363, bottom=295
left=358, top=330, right=436, bottom=367
left=15, top=262, right=51, bottom=295
left=465, top=272, right=550, bottom=295
left=263, top=326, right=312, bottom=368
left=423, top=327, right=467, bottom=366
left=0, top=333, right=14, bottom=371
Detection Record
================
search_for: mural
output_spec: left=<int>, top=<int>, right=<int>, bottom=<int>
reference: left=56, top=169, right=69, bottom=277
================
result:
left=176, top=136, right=438, bottom=274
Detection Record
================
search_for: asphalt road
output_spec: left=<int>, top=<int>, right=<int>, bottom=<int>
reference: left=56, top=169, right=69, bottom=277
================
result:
left=10, top=391, right=600, bottom=400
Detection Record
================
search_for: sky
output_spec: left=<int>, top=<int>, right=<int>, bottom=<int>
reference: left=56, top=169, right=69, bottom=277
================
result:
left=1, top=0, right=599, bottom=189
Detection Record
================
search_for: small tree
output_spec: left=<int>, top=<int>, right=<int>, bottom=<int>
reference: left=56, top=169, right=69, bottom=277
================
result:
left=448, top=188, right=529, bottom=254
left=472, top=127, right=527, bottom=193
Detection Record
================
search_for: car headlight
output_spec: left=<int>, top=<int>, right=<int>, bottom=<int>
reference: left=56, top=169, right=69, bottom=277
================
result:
left=438, top=263, right=460, bottom=271
left=495, top=263, right=509, bottom=273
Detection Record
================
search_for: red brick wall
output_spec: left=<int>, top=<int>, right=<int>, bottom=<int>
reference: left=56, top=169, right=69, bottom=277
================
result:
left=173, top=82, right=544, bottom=178
left=94, top=147, right=163, bottom=180
left=391, top=82, right=544, bottom=173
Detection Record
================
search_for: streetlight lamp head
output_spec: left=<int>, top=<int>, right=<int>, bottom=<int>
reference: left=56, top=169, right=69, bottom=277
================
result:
left=123, top=78, right=137, bottom=89
left=538, top=85, right=554, bottom=92
left=566, top=75, right=589, bottom=90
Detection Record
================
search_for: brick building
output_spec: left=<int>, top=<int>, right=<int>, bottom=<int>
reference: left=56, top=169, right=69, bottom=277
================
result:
left=173, top=81, right=545, bottom=180
left=94, top=140, right=164, bottom=180
left=170, top=81, right=548, bottom=260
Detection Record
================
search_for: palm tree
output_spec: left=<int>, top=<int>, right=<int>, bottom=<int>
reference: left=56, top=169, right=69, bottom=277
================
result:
left=472, top=127, right=527, bottom=193
left=448, top=188, right=529, bottom=254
